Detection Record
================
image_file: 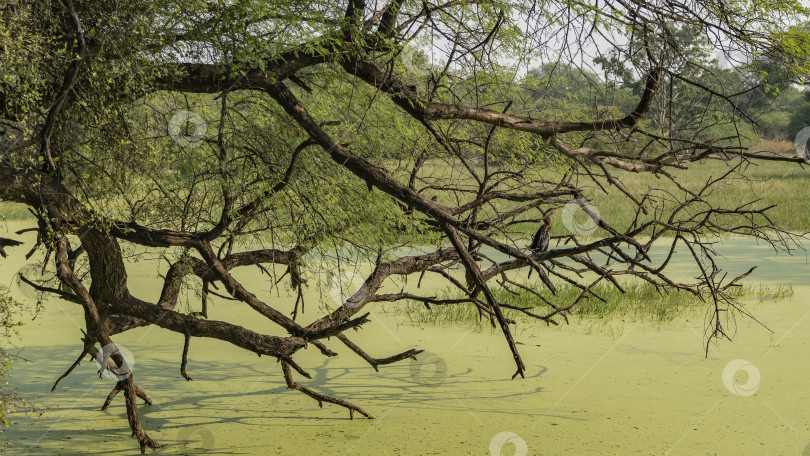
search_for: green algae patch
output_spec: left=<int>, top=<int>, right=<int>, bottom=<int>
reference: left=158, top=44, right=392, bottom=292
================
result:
left=1, top=222, right=809, bottom=455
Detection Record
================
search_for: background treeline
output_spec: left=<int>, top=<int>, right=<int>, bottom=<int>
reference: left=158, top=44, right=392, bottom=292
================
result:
left=396, top=23, right=810, bottom=160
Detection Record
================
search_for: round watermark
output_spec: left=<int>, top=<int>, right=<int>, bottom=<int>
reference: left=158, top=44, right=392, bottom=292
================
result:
left=400, top=46, right=433, bottom=77
left=328, top=270, right=368, bottom=309
left=218, top=156, right=240, bottom=181
left=409, top=351, right=447, bottom=387
left=561, top=199, right=600, bottom=237
left=0, top=121, right=24, bottom=149
left=15, top=264, right=41, bottom=300
left=489, top=431, right=528, bottom=456
left=529, top=89, right=556, bottom=113
left=95, top=343, right=134, bottom=381
left=715, top=49, right=746, bottom=70
left=177, top=426, right=215, bottom=455
left=721, top=359, right=760, bottom=397
left=168, top=110, right=207, bottom=148
left=793, top=126, right=810, bottom=161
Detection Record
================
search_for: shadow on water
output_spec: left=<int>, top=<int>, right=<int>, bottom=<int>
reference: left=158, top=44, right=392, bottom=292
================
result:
left=5, top=343, right=551, bottom=454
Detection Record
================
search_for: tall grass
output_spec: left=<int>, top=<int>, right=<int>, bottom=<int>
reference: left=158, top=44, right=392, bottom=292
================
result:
left=591, top=141, right=810, bottom=235
left=0, top=203, right=33, bottom=222
left=458, top=140, right=810, bottom=239
left=389, top=280, right=794, bottom=330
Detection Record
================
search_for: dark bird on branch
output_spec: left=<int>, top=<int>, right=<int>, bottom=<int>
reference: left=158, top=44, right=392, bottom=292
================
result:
left=0, top=237, right=22, bottom=258
left=528, top=215, right=552, bottom=278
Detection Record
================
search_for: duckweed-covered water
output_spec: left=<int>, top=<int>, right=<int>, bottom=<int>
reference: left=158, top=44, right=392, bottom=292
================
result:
left=2, top=220, right=809, bottom=455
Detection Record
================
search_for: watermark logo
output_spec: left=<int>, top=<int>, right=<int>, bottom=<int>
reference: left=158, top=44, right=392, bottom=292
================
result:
left=561, top=199, right=600, bottom=237
left=168, top=110, right=207, bottom=148
left=715, top=50, right=746, bottom=70
left=328, top=271, right=368, bottom=309
left=722, top=359, right=760, bottom=396
left=0, top=121, right=23, bottom=149
left=794, top=127, right=810, bottom=161
left=177, top=426, right=215, bottom=455
left=14, top=264, right=41, bottom=300
left=489, top=431, right=528, bottom=456
left=95, top=343, right=134, bottom=381
left=400, top=46, right=433, bottom=77
left=409, top=351, right=447, bottom=387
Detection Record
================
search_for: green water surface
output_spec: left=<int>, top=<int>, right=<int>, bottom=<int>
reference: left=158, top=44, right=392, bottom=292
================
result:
left=1, top=221, right=809, bottom=455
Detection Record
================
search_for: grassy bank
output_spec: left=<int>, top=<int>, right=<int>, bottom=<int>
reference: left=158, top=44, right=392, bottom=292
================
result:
left=411, top=138, right=809, bottom=239
left=0, top=203, right=32, bottom=223
left=585, top=140, right=809, bottom=236
left=2, top=141, right=807, bottom=235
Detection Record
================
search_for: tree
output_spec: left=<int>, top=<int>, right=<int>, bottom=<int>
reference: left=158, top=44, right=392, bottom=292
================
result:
left=1, top=0, right=809, bottom=452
